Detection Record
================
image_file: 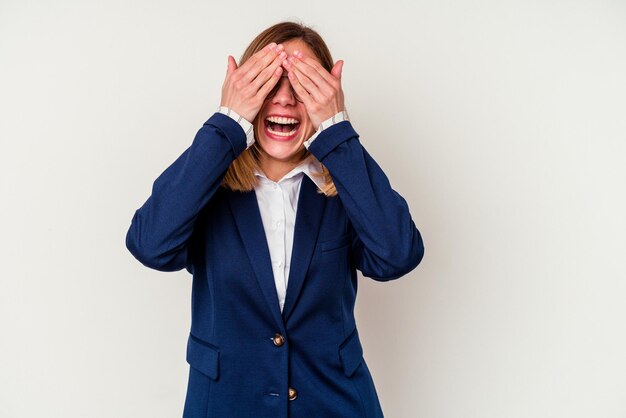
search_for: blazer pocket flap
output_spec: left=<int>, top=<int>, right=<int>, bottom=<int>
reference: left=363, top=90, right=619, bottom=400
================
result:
left=186, top=334, right=220, bottom=380
left=320, top=233, right=351, bottom=252
left=338, top=329, right=363, bottom=377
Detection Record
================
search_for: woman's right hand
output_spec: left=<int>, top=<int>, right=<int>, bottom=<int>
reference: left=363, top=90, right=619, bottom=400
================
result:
left=220, top=42, right=287, bottom=123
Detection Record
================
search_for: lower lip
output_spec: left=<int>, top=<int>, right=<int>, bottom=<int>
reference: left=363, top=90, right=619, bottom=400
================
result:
left=264, top=122, right=300, bottom=141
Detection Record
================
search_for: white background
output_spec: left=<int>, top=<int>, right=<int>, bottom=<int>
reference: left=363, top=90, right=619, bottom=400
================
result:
left=1, top=1, right=625, bottom=417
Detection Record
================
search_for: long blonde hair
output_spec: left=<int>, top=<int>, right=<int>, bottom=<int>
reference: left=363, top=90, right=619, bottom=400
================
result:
left=220, top=21, right=339, bottom=197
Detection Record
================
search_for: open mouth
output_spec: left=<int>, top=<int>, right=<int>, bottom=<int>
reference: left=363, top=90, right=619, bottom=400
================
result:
left=264, top=116, right=301, bottom=138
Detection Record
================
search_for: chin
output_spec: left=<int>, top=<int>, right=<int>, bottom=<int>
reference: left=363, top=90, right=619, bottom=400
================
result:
left=257, top=137, right=305, bottom=161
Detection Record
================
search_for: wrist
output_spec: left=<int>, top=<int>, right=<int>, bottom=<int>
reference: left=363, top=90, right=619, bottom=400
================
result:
left=217, top=106, right=255, bottom=149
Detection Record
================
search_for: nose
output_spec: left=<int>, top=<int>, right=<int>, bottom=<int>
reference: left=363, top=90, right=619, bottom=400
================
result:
left=270, top=76, right=298, bottom=106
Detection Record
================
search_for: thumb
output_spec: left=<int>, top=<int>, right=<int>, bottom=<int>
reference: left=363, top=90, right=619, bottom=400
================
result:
left=227, top=55, right=238, bottom=75
left=331, top=60, right=344, bottom=80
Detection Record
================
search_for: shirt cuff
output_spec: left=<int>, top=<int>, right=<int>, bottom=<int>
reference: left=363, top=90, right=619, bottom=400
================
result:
left=303, top=108, right=350, bottom=149
left=216, top=106, right=255, bottom=149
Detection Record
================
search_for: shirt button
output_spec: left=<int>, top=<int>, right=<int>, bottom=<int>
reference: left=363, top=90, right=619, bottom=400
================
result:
left=272, top=333, right=285, bottom=346
left=288, top=387, right=297, bottom=401
left=277, top=260, right=283, bottom=268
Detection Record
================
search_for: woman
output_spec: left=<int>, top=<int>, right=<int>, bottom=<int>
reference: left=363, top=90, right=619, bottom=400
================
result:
left=125, top=21, right=424, bottom=418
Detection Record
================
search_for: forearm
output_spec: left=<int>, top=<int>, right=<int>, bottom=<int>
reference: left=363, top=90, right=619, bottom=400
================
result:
left=125, top=112, right=247, bottom=271
left=307, top=121, right=424, bottom=280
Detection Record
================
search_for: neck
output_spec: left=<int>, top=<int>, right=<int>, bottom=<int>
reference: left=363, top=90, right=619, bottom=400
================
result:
left=258, top=149, right=308, bottom=182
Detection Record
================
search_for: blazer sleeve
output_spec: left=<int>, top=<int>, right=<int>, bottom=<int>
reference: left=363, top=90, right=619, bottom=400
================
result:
left=125, top=112, right=248, bottom=272
left=306, top=120, right=425, bottom=281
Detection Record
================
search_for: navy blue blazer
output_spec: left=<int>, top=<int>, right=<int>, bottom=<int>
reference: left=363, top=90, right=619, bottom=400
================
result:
left=125, top=112, right=424, bottom=418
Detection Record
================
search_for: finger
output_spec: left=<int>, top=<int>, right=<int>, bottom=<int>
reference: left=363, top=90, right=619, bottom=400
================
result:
left=287, top=70, right=314, bottom=107
left=227, top=55, right=238, bottom=76
left=288, top=55, right=334, bottom=97
left=237, top=42, right=276, bottom=74
left=290, top=67, right=326, bottom=103
left=253, top=53, right=285, bottom=97
left=244, top=44, right=283, bottom=84
left=232, top=42, right=274, bottom=83
left=294, top=52, right=340, bottom=89
left=252, top=49, right=286, bottom=88
left=240, top=43, right=283, bottom=83
left=256, top=66, right=283, bottom=101
left=331, top=60, right=343, bottom=81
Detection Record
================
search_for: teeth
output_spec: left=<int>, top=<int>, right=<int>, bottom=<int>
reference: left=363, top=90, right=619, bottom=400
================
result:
left=266, top=116, right=300, bottom=124
left=267, top=125, right=298, bottom=137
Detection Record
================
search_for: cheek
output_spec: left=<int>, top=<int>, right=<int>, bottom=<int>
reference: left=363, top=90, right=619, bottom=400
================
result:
left=298, top=112, right=313, bottom=131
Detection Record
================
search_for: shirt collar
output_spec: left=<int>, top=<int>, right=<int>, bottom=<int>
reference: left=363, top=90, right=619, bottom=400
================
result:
left=254, top=156, right=326, bottom=191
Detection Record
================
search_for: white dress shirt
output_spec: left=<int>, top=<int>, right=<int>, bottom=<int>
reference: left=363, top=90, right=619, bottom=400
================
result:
left=253, top=157, right=326, bottom=312
left=216, top=105, right=350, bottom=312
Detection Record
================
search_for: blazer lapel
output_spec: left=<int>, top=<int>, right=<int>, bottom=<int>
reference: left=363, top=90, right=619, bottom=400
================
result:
left=227, top=188, right=286, bottom=333
left=281, top=175, right=326, bottom=322
left=226, top=174, right=327, bottom=328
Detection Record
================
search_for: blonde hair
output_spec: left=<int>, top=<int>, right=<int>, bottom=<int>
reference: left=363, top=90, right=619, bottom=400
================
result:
left=220, top=21, right=338, bottom=197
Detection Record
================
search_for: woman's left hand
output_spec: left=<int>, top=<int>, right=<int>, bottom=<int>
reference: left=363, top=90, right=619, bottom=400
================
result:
left=282, top=51, right=345, bottom=130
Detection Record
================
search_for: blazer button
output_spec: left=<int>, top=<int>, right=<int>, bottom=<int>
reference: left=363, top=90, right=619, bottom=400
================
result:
left=273, top=333, right=285, bottom=346
left=288, top=387, right=297, bottom=401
